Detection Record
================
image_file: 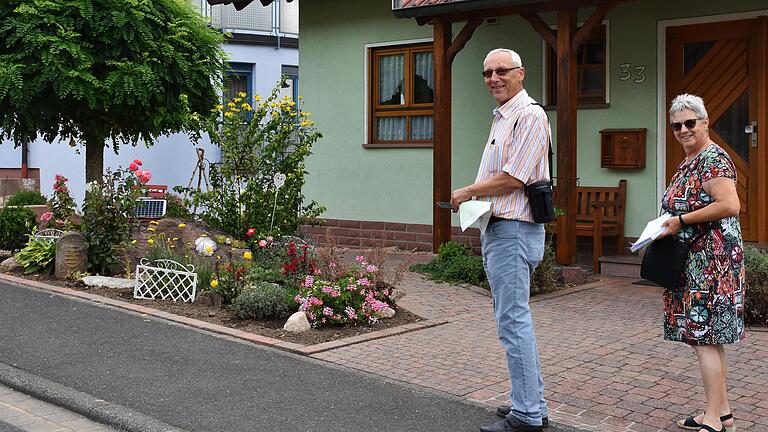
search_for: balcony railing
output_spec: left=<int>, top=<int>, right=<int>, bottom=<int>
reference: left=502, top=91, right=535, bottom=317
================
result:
left=193, top=0, right=298, bottom=36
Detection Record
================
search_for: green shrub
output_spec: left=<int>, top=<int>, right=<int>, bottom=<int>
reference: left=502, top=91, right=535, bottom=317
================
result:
left=0, top=207, right=37, bottom=252
left=438, top=241, right=470, bottom=261
left=164, top=194, right=192, bottom=219
left=531, top=243, right=558, bottom=294
left=14, top=237, right=56, bottom=274
left=744, top=246, right=768, bottom=327
left=244, top=265, right=288, bottom=286
left=6, top=191, right=47, bottom=206
left=231, top=282, right=292, bottom=319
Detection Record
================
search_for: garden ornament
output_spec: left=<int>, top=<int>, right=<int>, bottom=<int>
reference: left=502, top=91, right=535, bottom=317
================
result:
left=270, top=172, right=287, bottom=233
left=195, top=236, right=218, bottom=256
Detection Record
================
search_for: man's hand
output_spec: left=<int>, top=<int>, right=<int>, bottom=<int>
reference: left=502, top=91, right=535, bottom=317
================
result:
left=451, top=187, right=473, bottom=212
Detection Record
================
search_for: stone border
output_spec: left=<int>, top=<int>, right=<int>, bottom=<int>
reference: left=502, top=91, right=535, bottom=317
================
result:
left=0, top=273, right=446, bottom=356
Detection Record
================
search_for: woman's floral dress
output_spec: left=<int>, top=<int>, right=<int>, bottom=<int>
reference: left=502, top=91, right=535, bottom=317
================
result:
left=660, top=143, right=746, bottom=345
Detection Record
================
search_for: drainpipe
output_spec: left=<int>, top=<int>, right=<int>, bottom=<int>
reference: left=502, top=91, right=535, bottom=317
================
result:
left=20, top=142, right=28, bottom=179
left=274, top=0, right=281, bottom=50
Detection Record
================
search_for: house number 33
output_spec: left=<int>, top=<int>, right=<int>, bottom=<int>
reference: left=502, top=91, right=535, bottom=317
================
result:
left=618, top=63, right=647, bottom=84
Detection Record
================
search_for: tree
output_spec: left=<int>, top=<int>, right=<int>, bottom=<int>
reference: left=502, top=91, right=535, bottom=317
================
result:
left=0, top=0, right=226, bottom=182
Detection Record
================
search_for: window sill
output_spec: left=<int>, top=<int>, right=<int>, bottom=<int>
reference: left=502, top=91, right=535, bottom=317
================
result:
left=363, top=143, right=433, bottom=148
left=543, top=103, right=610, bottom=111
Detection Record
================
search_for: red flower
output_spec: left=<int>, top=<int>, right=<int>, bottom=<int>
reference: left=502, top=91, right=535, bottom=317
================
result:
left=129, top=162, right=139, bottom=172
left=133, top=159, right=143, bottom=166
left=246, top=228, right=257, bottom=237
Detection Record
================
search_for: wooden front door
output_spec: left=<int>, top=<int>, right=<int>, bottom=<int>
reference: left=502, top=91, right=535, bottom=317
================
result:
left=666, top=18, right=767, bottom=242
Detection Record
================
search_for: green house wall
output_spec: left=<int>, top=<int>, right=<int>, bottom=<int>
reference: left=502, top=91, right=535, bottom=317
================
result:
left=299, top=0, right=767, bottom=237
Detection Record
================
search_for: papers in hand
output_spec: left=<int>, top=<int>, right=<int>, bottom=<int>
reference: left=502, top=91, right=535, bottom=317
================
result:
left=630, top=213, right=671, bottom=253
left=459, top=200, right=493, bottom=234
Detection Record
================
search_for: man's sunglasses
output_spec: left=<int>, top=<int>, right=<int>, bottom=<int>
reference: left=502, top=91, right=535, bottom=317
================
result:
left=481, top=67, right=521, bottom=78
left=671, top=118, right=703, bottom=132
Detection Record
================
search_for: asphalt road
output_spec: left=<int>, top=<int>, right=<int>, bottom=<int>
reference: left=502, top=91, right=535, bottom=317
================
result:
left=0, top=282, right=497, bottom=432
left=0, top=420, right=24, bottom=432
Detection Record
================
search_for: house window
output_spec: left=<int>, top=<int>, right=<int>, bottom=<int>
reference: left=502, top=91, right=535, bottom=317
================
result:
left=369, top=43, right=434, bottom=146
left=224, top=63, right=253, bottom=102
left=279, top=65, right=299, bottom=102
left=546, top=24, right=607, bottom=107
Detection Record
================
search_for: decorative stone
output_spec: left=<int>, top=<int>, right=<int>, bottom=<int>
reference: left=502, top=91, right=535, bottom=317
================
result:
left=0, top=256, right=21, bottom=271
left=195, top=291, right=222, bottom=308
left=559, top=266, right=587, bottom=285
left=283, top=311, right=311, bottom=333
left=55, top=232, right=88, bottom=279
left=377, top=306, right=396, bottom=319
left=81, top=276, right=134, bottom=289
left=195, top=237, right=217, bottom=256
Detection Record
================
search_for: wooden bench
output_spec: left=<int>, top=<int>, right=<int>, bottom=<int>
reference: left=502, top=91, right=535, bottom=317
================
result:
left=553, top=179, right=627, bottom=271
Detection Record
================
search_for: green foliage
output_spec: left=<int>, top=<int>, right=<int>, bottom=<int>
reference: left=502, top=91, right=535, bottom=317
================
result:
left=6, top=190, right=46, bottom=206
left=438, top=241, right=471, bottom=261
left=744, top=246, right=768, bottom=327
left=0, top=207, right=36, bottom=251
left=231, top=282, right=292, bottom=320
left=182, top=83, right=325, bottom=240
left=164, top=194, right=192, bottom=219
left=0, top=0, right=226, bottom=179
left=82, top=165, right=146, bottom=274
left=243, top=265, right=288, bottom=286
left=14, top=237, right=56, bottom=274
left=530, top=241, right=558, bottom=294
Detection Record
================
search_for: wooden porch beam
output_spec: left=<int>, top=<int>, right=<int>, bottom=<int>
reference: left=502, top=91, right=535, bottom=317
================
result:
left=432, top=18, right=453, bottom=253
left=521, top=12, right=556, bottom=49
left=447, top=18, right=483, bottom=64
left=555, top=8, right=578, bottom=265
left=572, top=2, right=616, bottom=50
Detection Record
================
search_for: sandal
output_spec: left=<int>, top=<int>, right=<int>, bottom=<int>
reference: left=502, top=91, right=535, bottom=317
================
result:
left=698, top=425, right=724, bottom=432
left=677, top=414, right=734, bottom=432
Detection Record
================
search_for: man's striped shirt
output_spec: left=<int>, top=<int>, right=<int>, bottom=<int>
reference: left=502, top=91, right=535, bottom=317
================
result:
left=474, top=89, right=551, bottom=223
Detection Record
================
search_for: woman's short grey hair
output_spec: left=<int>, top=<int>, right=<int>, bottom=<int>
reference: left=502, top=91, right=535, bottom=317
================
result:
left=669, top=94, right=708, bottom=120
left=484, top=48, right=522, bottom=67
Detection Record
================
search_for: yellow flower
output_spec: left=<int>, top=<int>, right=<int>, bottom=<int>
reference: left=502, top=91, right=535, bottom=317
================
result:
left=172, top=237, right=179, bottom=241
left=300, top=120, right=310, bottom=127
left=215, top=104, right=224, bottom=111
left=300, top=111, right=311, bottom=117
left=233, top=97, right=242, bottom=103
left=238, top=91, right=247, bottom=98
left=210, top=279, right=219, bottom=288
left=130, top=240, right=137, bottom=245
left=241, top=102, right=252, bottom=111
left=298, top=95, right=303, bottom=100
left=243, top=251, right=253, bottom=260
left=254, top=95, right=261, bottom=101
left=224, top=111, right=234, bottom=117
left=147, top=239, right=155, bottom=245
left=149, top=220, right=158, bottom=225
left=231, top=108, right=240, bottom=113
left=147, top=227, right=155, bottom=232
left=227, top=102, right=236, bottom=108
left=201, top=234, right=208, bottom=237
left=178, top=223, right=186, bottom=228
left=282, top=95, right=290, bottom=101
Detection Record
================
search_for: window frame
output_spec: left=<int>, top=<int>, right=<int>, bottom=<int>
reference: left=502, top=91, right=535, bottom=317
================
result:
left=367, top=42, right=434, bottom=148
left=224, top=62, right=254, bottom=102
left=543, top=23, right=609, bottom=109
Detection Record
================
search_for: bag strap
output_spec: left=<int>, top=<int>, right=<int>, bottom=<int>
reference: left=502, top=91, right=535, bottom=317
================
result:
left=513, top=102, right=553, bottom=185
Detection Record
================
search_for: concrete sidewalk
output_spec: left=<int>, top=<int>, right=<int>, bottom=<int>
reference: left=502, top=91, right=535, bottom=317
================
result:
left=315, top=272, right=768, bottom=432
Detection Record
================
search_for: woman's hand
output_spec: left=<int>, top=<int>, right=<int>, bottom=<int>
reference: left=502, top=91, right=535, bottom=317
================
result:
left=658, top=215, right=683, bottom=239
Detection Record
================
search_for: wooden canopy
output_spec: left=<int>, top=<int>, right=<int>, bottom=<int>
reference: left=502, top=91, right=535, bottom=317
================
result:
left=398, top=0, right=630, bottom=264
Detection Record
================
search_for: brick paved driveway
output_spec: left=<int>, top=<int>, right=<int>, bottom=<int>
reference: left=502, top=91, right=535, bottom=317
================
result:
left=313, top=273, right=768, bottom=432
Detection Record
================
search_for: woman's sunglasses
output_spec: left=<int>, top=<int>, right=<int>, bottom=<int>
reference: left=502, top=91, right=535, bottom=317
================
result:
left=671, top=118, right=702, bottom=132
left=481, top=66, right=520, bottom=79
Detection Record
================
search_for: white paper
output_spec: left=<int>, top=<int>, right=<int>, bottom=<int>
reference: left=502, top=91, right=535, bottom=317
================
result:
left=459, top=200, right=493, bottom=234
left=630, top=213, right=671, bottom=253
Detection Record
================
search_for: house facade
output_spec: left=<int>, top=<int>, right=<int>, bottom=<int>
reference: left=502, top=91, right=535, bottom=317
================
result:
left=298, top=0, right=768, bottom=255
left=0, top=0, right=299, bottom=206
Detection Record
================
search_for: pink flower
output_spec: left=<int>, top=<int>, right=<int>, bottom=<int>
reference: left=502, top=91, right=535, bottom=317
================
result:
left=322, top=307, right=333, bottom=317
left=246, top=228, right=257, bottom=237
left=129, top=162, right=139, bottom=172
left=55, top=219, right=65, bottom=224
left=355, top=255, right=365, bottom=262
left=347, top=284, right=356, bottom=291
left=366, top=264, right=378, bottom=273
left=266, top=236, right=273, bottom=243
left=303, top=275, right=314, bottom=288
left=133, top=159, right=143, bottom=166
left=40, top=211, right=52, bottom=222
left=357, top=278, right=371, bottom=287
left=258, top=239, right=267, bottom=248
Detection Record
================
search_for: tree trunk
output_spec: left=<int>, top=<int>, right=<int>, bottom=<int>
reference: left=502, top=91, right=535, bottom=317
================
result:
left=85, top=135, right=105, bottom=183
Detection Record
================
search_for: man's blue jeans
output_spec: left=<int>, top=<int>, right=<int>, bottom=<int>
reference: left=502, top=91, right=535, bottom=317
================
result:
left=481, top=219, right=547, bottom=426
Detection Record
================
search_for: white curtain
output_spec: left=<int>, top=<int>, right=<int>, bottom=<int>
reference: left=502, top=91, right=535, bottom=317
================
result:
left=379, top=54, right=404, bottom=105
left=411, top=116, right=433, bottom=141
left=377, top=117, right=406, bottom=141
left=414, top=52, right=434, bottom=91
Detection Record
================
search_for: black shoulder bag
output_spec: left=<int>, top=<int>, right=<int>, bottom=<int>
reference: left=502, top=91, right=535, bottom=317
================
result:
left=640, top=222, right=709, bottom=290
left=519, top=103, right=556, bottom=223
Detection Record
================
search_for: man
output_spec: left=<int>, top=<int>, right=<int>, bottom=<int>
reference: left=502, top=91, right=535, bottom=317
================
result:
left=451, top=48, right=550, bottom=432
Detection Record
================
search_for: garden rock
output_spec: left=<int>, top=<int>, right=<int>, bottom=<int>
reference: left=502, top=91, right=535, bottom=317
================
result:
left=392, top=288, right=407, bottom=301
left=0, top=256, right=21, bottom=271
left=54, top=232, right=88, bottom=279
left=283, top=311, right=311, bottom=333
left=195, top=291, right=222, bottom=308
left=82, top=276, right=134, bottom=289
left=377, top=306, right=396, bottom=319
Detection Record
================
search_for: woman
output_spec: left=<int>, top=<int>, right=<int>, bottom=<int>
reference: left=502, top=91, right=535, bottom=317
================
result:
left=657, top=94, right=746, bottom=432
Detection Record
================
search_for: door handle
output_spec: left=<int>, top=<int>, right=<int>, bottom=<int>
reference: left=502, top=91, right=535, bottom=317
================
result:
left=745, top=121, right=758, bottom=148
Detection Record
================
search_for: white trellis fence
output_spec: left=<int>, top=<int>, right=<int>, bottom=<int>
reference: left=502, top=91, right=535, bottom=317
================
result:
left=134, top=259, right=198, bottom=303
